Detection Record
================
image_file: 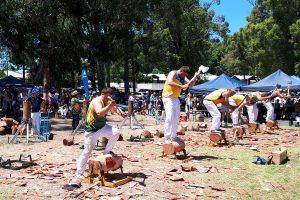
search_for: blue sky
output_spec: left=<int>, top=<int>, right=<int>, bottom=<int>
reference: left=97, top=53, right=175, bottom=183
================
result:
left=211, top=0, right=254, bottom=34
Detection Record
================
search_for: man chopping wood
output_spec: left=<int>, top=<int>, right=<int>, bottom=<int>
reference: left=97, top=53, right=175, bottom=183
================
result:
left=203, top=89, right=236, bottom=132
left=162, top=66, right=206, bottom=143
left=70, top=87, right=124, bottom=186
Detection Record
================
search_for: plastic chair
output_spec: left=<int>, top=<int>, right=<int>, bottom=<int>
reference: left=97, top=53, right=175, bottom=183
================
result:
left=39, top=112, right=51, bottom=141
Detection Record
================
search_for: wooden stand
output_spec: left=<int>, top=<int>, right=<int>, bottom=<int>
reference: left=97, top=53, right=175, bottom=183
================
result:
left=209, top=130, right=227, bottom=146
left=83, top=173, right=132, bottom=188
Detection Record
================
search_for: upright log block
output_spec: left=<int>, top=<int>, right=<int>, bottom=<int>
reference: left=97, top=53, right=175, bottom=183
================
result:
left=88, top=154, right=123, bottom=178
left=271, top=148, right=287, bottom=165
left=163, top=138, right=186, bottom=156
left=209, top=130, right=227, bottom=145
left=248, top=123, right=260, bottom=134
left=232, top=127, right=245, bottom=139
left=266, top=120, right=279, bottom=130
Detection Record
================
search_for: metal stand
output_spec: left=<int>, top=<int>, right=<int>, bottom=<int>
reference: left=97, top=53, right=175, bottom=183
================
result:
left=8, top=120, right=31, bottom=144
left=120, top=111, right=143, bottom=129
left=119, top=100, right=143, bottom=129
left=73, top=119, right=84, bottom=134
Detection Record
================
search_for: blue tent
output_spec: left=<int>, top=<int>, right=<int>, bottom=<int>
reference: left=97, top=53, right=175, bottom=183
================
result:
left=241, top=70, right=300, bottom=91
left=292, top=75, right=300, bottom=82
left=190, top=73, right=246, bottom=93
left=0, top=75, right=33, bottom=88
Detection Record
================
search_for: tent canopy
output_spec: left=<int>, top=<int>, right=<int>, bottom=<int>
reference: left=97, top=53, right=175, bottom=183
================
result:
left=292, top=75, right=300, bottom=82
left=190, top=73, right=246, bottom=93
left=241, top=70, right=300, bottom=91
left=0, top=75, right=33, bottom=87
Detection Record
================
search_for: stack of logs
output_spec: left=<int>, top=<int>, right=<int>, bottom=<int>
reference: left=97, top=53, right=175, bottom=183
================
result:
left=0, top=118, right=20, bottom=135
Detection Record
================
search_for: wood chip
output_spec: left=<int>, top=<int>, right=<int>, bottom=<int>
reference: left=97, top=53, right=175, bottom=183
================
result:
left=210, top=186, right=226, bottom=191
left=196, top=166, right=211, bottom=173
left=15, top=180, right=27, bottom=187
left=181, top=165, right=197, bottom=172
left=235, top=188, right=248, bottom=195
left=271, top=181, right=285, bottom=191
left=169, top=175, right=184, bottom=181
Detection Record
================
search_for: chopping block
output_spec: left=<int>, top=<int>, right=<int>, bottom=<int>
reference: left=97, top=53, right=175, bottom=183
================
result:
left=87, top=154, right=130, bottom=187
left=209, top=130, right=227, bottom=146
left=247, top=123, right=260, bottom=135
left=266, top=120, right=280, bottom=130
left=232, top=126, right=245, bottom=139
left=162, top=138, right=187, bottom=157
left=271, top=148, right=288, bottom=165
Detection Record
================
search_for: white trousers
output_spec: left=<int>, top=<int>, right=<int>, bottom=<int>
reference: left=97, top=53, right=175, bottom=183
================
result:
left=163, top=97, right=180, bottom=142
left=263, top=102, right=275, bottom=121
left=231, top=110, right=239, bottom=126
left=31, top=112, right=41, bottom=134
left=246, top=104, right=258, bottom=123
left=203, top=100, right=221, bottom=131
left=228, top=98, right=239, bottom=126
left=76, top=124, right=120, bottom=177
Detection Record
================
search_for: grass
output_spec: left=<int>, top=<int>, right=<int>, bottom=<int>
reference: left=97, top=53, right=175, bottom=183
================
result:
left=186, top=143, right=300, bottom=199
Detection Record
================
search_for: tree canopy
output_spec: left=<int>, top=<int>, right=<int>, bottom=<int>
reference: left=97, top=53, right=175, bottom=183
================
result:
left=0, top=0, right=299, bottom=92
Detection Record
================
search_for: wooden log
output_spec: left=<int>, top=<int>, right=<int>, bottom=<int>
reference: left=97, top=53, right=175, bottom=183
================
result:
left=63, top=136, right=74, bottom=146
left=180, top=114, right=188, bottom=122
left=177, top=125, right=186, bottom=135
left=232, top=127, right=245, bottom=139
left=88, top=154, right=123, bottom=177
left=209, top=130, right=226, bottom=144
left=102, top=137, right=108, bottom=147
left=23, top=101, right=31, bottom=122
left=1, top=118, right=18, bottom=127
left=266, top=120, right=279, bottom=129
left=163, top=138, right=185, bottom=156
left=272, top=148, right=287, bottom=165
left=155, top=130, right=164, bottom=138
left=142, top=130, right=153, bottom=138
left=248, top=123, right=259, bottom=134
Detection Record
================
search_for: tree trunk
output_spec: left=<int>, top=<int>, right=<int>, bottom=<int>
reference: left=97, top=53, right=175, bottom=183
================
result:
left=41, top=53, right=50, bottom=112
left=131, top=59, right=136, bottom=93
left=124, top=57, right=130, bottom=94
left=105, top=62, right=111, bottom=87
left=22, top=65, right=25, bottom=82
left=96, top=59, right=106, bottom=92
left=90, top=59, right=97, bottom=90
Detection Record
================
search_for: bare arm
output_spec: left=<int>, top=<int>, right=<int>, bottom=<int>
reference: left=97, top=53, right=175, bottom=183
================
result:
left=93, top=98, right=114, bottom=117
left=167, top=71, right=184, bottom=89
left=258, top=95, right=272, bottom=101
left=237, top=100, right=247, bottom=112
left=186, top=72, right=200, bottom=88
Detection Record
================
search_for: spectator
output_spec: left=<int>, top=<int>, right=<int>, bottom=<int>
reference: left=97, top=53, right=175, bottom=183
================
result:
left=185, top=93, right=192, bottom=119
left=3, top=89, right=13, bottom=117
left=29, top=87, right=43, bottom=134
left=70, top=90, right=82, bottom=132
left=274, top=99, right=282, bottom=120
left=284, top=98, right=294, bottom=120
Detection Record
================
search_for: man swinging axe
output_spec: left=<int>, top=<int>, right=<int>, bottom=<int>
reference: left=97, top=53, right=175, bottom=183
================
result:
left=162, top=65, right=208, bottom=155
left=69, top=87, right=125, bottom=187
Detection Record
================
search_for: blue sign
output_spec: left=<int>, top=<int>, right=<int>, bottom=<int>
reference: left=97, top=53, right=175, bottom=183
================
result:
left=81, top=68, right=89, bottom=99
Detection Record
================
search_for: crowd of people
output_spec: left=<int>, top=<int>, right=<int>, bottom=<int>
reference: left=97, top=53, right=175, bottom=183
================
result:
left=1, top=85, right=300, bottom=130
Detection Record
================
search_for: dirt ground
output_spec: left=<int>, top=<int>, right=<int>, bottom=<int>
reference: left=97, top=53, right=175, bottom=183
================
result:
left=0, top=114, right=299, bottom=200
